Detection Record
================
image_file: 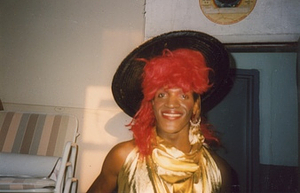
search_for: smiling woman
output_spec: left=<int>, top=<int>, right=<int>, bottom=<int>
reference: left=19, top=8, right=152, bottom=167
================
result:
left=152, top=88, right=195, bottom=149
left=87, top=30, right=233, bottom=193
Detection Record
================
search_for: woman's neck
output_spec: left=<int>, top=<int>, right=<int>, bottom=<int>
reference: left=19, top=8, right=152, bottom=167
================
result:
left=156, top=129, right=191, bottom=153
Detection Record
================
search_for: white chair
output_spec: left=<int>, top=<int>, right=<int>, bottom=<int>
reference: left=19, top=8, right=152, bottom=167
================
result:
left=0, top=111, right=79, bottom=193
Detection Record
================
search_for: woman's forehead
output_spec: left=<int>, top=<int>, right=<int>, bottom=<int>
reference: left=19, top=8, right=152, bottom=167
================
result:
left=157, top=87, right=193, bottom=93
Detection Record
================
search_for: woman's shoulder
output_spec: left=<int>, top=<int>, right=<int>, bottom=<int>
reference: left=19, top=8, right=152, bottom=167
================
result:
left=207, top=148, right=233, bottom=192
left=100, top=139, right=136, bottom=178
left=87, top=140, right=136, bottom=192
left=108, top=139, right=136, bottom=162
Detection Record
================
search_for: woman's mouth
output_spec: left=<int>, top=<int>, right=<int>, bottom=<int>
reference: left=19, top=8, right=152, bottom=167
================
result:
left=161, top=111, right=182, bottom=120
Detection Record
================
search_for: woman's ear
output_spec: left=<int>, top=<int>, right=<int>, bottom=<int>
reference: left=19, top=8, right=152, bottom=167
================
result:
left=192, top=96, right=201, bottom=121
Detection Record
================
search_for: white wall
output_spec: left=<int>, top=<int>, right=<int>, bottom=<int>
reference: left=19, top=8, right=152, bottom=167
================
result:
left=0, top=0, right=145, bottom=192
left=145, top=0, right=300, bottom=43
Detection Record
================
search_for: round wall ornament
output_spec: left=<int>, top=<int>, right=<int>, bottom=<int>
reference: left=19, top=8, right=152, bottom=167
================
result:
left=199, top=0, right=257, bottom=25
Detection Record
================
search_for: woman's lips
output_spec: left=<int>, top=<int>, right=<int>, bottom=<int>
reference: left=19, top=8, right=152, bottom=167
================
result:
left=161, top=111, right=182, bottom=120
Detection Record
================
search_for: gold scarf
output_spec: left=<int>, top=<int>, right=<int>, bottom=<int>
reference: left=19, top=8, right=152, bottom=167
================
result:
left=148, top=136, right=202, bottom=192
left=118, top=129, right=222, bottom=193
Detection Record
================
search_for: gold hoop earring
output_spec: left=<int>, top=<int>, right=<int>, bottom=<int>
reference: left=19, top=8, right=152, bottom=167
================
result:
left=189, top=118, right=203, bottom=145
left=190, top=118, right=201, bottom=127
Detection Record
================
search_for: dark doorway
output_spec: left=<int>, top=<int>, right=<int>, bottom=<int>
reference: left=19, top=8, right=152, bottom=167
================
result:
left=205, top=69, right=260, bottom=192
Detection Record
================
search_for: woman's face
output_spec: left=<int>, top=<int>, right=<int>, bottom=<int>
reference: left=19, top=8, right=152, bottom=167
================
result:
left=152, top=87, right=198, bottom=137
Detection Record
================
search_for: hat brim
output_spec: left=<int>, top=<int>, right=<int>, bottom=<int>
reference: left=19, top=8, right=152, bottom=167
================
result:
left=112, top=30, right=231, bottom=117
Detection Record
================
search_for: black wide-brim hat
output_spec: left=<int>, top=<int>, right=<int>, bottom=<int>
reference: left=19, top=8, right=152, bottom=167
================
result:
left=112, top=30, right=231, bottom=117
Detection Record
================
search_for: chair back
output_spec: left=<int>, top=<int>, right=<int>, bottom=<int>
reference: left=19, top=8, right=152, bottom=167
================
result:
left=0, top=111, right=78, bottom=157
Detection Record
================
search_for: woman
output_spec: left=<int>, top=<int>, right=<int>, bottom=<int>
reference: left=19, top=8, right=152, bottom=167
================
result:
left=88, top=31, right=232, bottom=193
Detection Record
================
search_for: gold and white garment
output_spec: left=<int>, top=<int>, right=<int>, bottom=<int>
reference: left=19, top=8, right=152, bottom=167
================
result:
left=118, top=133, right=222, bottom=193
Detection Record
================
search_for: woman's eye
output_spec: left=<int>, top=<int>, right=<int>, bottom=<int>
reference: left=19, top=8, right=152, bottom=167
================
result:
left=181, top=94, right=189, bottom=99
left=158, top=93, right=165, bottom=98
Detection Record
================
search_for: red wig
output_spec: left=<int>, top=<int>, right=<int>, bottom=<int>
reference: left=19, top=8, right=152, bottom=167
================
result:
left=130, top=48, right=218, bottom=155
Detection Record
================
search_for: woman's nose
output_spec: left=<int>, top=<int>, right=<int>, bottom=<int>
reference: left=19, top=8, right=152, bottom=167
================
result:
left=165, top=96, right=180, bottom=108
